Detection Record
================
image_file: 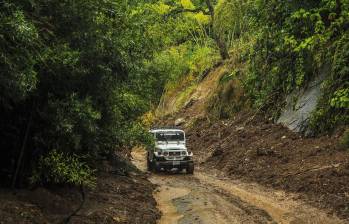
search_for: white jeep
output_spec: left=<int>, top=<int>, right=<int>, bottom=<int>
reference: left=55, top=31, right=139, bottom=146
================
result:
left=147, top=128, right=194, bottom=174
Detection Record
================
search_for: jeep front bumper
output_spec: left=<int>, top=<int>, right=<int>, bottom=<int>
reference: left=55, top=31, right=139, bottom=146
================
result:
left=154, top=160, right=193, bottom=169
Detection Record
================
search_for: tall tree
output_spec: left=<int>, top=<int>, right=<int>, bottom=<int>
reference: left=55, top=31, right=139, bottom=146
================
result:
left=166, top=0, right=229, bottom=60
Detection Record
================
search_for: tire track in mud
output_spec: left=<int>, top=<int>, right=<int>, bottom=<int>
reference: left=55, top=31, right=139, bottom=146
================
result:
left=194, top=171, right=345, bottom=224
left=150, top=174, right=274, bottom=224
left=131, top=147, right=345, bottom=224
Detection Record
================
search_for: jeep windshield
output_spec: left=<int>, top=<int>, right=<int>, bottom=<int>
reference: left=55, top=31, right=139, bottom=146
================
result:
left=155, top=132, right=184, bottom=142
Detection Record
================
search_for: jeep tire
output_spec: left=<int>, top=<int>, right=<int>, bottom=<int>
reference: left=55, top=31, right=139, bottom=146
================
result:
left=147, top=158, right=152, bottom=171
left=154, top=162, right=162, bottom=173
left=187, top=163, right=194, bottom=174
left=146, top=152, right=153, bottom=171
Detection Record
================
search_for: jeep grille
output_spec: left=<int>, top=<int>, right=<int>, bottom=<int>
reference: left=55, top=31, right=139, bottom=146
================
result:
left=169, top=151, right=181, bottom=156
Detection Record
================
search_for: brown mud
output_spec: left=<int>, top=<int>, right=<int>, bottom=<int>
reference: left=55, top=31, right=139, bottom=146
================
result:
left=131, top=147, right=345, bottom=224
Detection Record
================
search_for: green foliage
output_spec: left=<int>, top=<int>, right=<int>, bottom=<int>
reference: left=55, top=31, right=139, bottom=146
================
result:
left=31, top=150, right=96, bottom=188
left=0, top=0, right=171, bottom=187
left=1, top=0, right=224, bottom=187
left=331, top=89, right=349, bottom=108
left=45, top=94, right=101, bottom=153
left=308, top=29, right=349, bottom=133
left=0, top=3, right=40, bottom=103
left=148, top=40, right=219, bottom=91
left=214, top=0, right=254, bottom=48
left=211, top=0, right=349, bottom=132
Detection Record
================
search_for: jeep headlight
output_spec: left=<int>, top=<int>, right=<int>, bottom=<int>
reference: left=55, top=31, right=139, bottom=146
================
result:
left=187, top=151, right=193, bottom=156
left=155, top=148, right=163, bottom=156
left=181, top=151, right=187, bottom=156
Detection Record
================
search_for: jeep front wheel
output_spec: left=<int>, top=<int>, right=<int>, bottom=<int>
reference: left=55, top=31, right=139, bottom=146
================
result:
left=187, top=163, right=194, bottom=174
left=147, top=157, right=153, bottom=171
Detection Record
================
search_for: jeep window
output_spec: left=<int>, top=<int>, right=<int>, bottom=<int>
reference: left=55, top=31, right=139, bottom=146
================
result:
left=155, top=132, right=184, bottom=141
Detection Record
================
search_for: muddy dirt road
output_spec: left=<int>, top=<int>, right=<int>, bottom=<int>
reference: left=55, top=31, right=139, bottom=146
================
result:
left=131, top=148, right=346, bottom=224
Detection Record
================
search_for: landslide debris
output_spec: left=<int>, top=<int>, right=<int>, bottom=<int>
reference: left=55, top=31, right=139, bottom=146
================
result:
left=183, top=112, right=349, bottom=220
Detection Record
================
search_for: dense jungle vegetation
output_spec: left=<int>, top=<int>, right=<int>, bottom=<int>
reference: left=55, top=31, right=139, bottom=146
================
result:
left=1, top=0, right=348, bottom=188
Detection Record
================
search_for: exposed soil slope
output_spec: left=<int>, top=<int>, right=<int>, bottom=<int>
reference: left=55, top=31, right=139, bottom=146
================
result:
left=186, top=112, right=349, bottom=220
left=0, top=161, right=160, bottom=224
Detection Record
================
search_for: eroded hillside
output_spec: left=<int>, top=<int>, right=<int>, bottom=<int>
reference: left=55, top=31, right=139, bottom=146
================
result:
left=156, top=62, right=349, bottom=221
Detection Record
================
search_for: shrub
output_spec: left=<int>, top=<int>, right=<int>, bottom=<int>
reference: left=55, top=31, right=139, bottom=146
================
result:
left=31, top=150, right=96, bottom=188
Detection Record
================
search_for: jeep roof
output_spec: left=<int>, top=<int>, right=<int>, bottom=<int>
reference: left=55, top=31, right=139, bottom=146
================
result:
left=150, top=127, right=184, bottom=133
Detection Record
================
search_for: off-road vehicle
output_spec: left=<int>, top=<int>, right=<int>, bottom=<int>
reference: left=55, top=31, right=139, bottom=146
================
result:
left=147, top=127, right=194, bottom=174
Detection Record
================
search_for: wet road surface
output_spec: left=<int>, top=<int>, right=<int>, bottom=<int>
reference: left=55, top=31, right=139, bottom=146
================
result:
left=131, top=148, right=345, bottom=224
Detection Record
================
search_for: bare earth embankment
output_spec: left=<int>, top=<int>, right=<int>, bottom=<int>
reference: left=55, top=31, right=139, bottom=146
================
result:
left=0, top=160, right=160, bottom=224
left=186, top=112, right=349, bottom=221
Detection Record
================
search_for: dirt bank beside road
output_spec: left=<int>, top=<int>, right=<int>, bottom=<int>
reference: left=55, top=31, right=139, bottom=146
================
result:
left=0, top=159, right=160, bottom=224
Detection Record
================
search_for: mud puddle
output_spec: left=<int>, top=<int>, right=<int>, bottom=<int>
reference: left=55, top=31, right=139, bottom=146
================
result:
left=150, top=177, right=190, bottom=224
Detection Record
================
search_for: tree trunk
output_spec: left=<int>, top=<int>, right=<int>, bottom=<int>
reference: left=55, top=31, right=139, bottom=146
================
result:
left=205, top=0, right=215, bottom=18
left=336, top=0, right=342, bottom=15
left=215, top=36, right=229, bottom=60
left=11, top=102, right=35, bottom=188
left=205, top=0, right=229, bottom=60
